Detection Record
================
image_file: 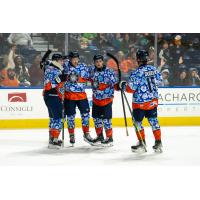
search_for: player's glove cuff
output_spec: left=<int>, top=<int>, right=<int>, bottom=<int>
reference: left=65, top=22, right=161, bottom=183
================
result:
left=119, top=81, right=127, bottom=91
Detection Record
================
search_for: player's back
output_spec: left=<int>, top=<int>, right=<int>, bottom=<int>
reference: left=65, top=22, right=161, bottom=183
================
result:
left=129, top=64, right=162, bottom=103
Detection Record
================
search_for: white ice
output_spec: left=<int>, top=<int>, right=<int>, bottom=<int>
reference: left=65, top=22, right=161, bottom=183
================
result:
left=0, top=126, right=200, bottom=166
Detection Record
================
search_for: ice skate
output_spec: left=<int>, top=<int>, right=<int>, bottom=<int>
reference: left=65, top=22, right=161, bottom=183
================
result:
left=131, top=140, right=147, bottom=153
left=83, top=133, right=94, bottom=145
left=69, top=134, right=75, bottom=147
left=48, top=138, right=62, bottom=149
left=92, top=133, right=104, bottom=146
left=101, top=137, right=113, bottom=147
left=152, top=140, right=163, bottom=153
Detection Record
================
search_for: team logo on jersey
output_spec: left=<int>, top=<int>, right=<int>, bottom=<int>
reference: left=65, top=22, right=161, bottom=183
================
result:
left=8, top=92, right=27, bottom=102
left=93, top=81, right=99, bottom=89
left=69, top=73, right=79, bottom=83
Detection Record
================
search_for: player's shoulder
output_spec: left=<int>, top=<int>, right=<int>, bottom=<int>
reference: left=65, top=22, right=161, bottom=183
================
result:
left=89, top=65, right=95, bottom=70
left=145, top=64, right=157, bottom=71
left=79, top=62, right=88, bottom=68
left=106, top=65, right=115, bottom=74
left=130, top=68, right=139, bottom=77
left=45, top=64, right=54, bottom=71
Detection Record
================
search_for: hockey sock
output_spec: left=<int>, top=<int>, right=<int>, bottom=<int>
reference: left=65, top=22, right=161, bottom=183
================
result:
left=82, top=126, right=89, bottom=134
left=67, top=114, right=75, bottom=132
left=68, top=128, right=75, bottom=135
left=94, top=118, right=103, bottom=136
left=134, top=121, right=145, bottom=140
left=50, top=128, right=60, bottom=138
left=105, top=128, right=113, bottom=138
left=81, top=112, right=90, bottom=128
left=103, top=119, right=112, bottom=138
left=136, top=129, right=145, bottom=141
left=153, top=129, right=161, bottom=140
left=148, top=117, right=161, bottom=140
left=95, top=127, right=103, bottom=136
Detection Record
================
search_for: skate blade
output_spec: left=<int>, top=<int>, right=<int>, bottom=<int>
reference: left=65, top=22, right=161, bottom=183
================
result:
left=91, top=141, right=102, bottom=147
left=70, top=143, right=75, bottom=147
left=83, top=138, right=94, bottom=146
left=48, top=144, right=61, bottom=150
left=101, top=142, right=113, bottom=147
left=153, top=148, right=163, bottom=153
left=131, top=147, right=146, bottom=153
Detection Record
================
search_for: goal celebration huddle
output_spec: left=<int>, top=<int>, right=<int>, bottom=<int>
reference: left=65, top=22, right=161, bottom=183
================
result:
left=41, top=49, right=163, bottom=153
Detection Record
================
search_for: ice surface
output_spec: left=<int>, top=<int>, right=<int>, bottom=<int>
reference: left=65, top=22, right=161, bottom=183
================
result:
left=0, top=127, right=200, bottom=166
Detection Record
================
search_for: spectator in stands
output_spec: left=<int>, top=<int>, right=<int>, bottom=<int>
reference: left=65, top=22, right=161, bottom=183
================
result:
left=80, top=37, right=89, bottom=49
left=0, top=55, right=7, bottom=82
left=160, top=69, right=170, bottom=86
left=106, top=54, right=118, bottom=73
left=0, top=33, right=10, bottom=55
left=69, top=34, right=82, bottom=50
left=157, top=33, right=164, bottom=50
left=0, top=68, right=19, bottom=87
left=188, top=68, right=200, bottom=86
left=7, top=33, right=33, bottom=46
left=147, top=46, right=155, bottom=65
left=107, top=51, right=134, bottom=80
left=169, top=35, right=184, bottom=83
left=0, top=56, right=19, bottom=87
left=175, top=69, right=189, bottom=86
left=93, top=33, right=108, bottom=49
left=135, top=33, right=154, bottom=50
left=7, top=44, right=17, bottom=68
left=7, top=33, right=36, bottom=63
left=119, top=52, right=134, bottom=76
left=14, top=56, right=30, bottom=86
left=127, top=47, right=138, bottom=70
left=159, top=40, right=170, bottom=68
left=111, top=33, right=123, bottom=52
left=82, top=33, right=97, bottom=41
left=29, top=54, right=43, bottom=86
left=121, top=34, right=134, bottom=54
left=105, top=33, right=114, bottom=43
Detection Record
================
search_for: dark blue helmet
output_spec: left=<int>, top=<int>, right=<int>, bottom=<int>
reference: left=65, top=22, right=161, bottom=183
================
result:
left=136, top=50, right=149, bottom=62
left=93, top=54, right=104, bottom=62
left=52, top=53, right=63, bottom=61
left=68, top=51, right=79, bottom=59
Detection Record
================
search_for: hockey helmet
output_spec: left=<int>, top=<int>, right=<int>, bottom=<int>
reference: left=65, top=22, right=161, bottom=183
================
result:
left=93, top=54, right=104, bottom=62
left=136, top=50, right=149, bottom=62
left=68, top=51, right=79, bottom=59
left=52, top=53, right=63, bottom=61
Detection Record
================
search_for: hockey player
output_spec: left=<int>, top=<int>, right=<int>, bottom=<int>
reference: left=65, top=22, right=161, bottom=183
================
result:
left=119, top=50, right=163, bottom=153
left=43, top=54, right=65, bottom=149
left=63, top=51, right=93, bottom=146
left=90, top=55, right=117, bottom=147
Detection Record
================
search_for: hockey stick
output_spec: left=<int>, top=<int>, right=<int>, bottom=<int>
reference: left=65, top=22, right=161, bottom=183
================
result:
left=121, top=90, right=147, bottom=152
left=40, top=49, right=52, bottom=70
left=106, top=53, right=129, bottom=136
left=61, top=90, right=65, bottom=148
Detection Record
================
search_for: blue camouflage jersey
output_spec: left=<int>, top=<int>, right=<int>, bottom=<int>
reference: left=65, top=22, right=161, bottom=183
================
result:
left=43, top=62, right=64, bottom=98
left=89, top=65, right=117, bottom=105
left=64, top=61, right=90, bottom=92
left=127, top=64, right=162, bottom=105
left=63, top=61, right=90, bottom=100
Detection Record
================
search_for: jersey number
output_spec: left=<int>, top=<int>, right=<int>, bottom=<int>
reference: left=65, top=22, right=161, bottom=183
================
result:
left=147, top=77, right=156, bottom=92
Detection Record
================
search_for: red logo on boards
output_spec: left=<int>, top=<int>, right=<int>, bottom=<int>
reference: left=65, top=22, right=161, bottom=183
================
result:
left=8, top=93, right=27, bottom=102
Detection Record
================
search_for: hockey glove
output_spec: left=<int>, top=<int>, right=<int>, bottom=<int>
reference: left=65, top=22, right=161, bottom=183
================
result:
left=118, top=81, right=127, bottom=91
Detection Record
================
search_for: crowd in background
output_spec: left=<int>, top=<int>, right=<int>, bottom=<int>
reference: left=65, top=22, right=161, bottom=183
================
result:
left=0, top=33, right=43, bottom=87
left=0, top=33, right=200, bottom=87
